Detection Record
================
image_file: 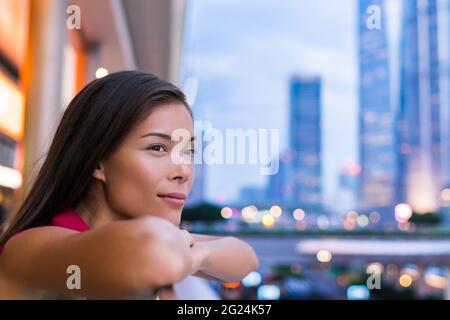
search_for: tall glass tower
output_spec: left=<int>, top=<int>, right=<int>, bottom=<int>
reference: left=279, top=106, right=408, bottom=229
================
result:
left=397, top=0, right=441, bottom=213
left=358, top=0, right=397, bottom=214
left=289, top=76, right=322, bottom=212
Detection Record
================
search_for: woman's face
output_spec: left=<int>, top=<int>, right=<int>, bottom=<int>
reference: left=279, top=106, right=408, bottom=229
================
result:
left=98, top=102, right=195, bottom=227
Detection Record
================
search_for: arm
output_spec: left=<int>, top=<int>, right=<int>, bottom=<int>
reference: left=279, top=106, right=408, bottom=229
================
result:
left=190, top=233, right=221, bottom=241
left=0, top=216, right=193, bottom=299
left=190, top=235, right=259, bottom=283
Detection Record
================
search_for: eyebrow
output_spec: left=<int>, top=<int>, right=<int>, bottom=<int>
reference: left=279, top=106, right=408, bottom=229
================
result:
left=140, top=132, right=196, bottom=142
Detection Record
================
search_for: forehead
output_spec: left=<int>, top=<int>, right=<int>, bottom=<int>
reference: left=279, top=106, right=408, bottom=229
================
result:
left=133, top=102, right=194, bottom=137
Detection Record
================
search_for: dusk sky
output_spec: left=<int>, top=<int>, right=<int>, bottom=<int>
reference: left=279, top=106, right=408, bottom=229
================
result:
left=181, top=0, right=401, bottom=208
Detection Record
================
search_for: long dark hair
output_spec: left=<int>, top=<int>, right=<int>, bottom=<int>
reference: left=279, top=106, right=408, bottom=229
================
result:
left=0, top=71, right=192, bottom=244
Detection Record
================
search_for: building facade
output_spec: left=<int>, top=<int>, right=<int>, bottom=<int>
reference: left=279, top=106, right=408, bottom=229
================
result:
left=289, top=76, right=322, bottom=212
left=358, top=0, right=397, bottom=216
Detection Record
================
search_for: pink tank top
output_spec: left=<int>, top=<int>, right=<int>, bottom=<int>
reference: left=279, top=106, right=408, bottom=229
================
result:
left=0, top=208, right=89, bottom=254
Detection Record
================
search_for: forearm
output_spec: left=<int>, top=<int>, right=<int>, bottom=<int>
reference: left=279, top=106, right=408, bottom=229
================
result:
left=190, top=233, right=221, bottom=241
left=1, top=216, right=192, bottom=299
left=196, top=237, right=259, bottom=283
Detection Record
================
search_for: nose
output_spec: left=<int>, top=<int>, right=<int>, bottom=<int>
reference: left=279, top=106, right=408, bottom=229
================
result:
left=169, top=162, right=192, bottom=183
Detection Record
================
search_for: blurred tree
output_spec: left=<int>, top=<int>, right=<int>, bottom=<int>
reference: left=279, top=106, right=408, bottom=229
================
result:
left=409, top=212, right=442, bottom=225
left=181, top=202, right=223, bottom=222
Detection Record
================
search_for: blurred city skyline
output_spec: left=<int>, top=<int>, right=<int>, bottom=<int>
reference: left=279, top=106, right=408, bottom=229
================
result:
left=2, top=0, right=450, bottom=301
left=181, top=0, right=405, bottom=209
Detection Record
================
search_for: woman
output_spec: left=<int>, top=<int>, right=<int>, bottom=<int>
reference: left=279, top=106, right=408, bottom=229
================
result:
left=0, top=71, right=259, bottom=299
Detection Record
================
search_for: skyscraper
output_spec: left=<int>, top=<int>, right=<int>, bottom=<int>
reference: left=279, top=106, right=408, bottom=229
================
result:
left=335, top=164, right=361, bottom=215
left=441, top=0, right=450, bottom=189
left=358, top=0, right=397, bottom=214
left=289, top=76, right=322, bottom=212
left=265, top=150, right=295, bottom=206
left=397, top=0, right=441, bottom=213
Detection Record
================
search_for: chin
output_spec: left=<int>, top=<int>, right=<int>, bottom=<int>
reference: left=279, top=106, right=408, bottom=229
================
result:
left=170, top=216, right=182, bottom=227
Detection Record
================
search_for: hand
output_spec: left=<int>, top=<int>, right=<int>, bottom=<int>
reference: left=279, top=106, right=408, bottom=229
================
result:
left=179, top=229, right=210, bottom=275
left=189, top=241, right=210, bottom=275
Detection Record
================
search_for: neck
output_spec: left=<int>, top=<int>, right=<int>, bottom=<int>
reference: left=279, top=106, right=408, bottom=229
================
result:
left=75, top=180, right=127, bottom=228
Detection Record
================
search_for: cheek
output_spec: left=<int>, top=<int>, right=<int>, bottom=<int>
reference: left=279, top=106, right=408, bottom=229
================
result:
left=103, top=153, right=164, bottom=216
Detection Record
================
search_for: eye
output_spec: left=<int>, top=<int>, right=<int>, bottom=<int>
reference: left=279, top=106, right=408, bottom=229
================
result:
left=146, top=144, right=167, bottom=153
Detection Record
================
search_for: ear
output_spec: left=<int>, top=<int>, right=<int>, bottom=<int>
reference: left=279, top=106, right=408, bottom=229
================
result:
left=92, top=163, right=106, bottom=183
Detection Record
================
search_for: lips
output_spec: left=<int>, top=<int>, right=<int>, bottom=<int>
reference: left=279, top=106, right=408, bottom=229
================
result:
left=157, top=192, right=187, bottom=206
